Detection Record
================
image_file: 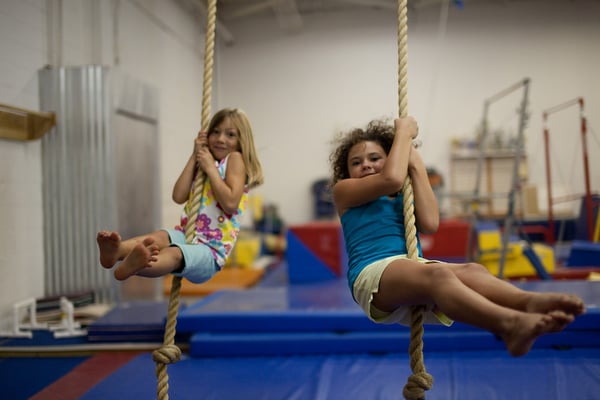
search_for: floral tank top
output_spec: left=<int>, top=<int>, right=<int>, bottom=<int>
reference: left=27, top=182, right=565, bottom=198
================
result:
left=176, top=154, right=248, bottom=267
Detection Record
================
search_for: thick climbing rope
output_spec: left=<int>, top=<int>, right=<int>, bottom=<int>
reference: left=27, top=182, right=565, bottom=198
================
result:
left=152, top=0, right=218, bottom=399
left=397, top=1, right=433, bottom=400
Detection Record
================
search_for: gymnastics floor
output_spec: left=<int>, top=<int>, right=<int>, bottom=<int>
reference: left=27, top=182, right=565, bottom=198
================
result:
left=3, top=265, right=600, bottom=400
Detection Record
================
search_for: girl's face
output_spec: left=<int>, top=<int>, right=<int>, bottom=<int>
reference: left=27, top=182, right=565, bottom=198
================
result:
left=347, top=140, right=387, bottom=179
left=208, top=117, right=241, bottom=161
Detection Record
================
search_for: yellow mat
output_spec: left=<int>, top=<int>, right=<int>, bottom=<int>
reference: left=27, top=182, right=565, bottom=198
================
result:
left=163, top=267, right=266, bottom=297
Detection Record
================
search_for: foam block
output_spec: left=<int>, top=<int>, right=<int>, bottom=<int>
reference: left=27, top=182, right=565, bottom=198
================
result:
left=288, top=222, right=345, bottom=276
left=286, top=229, right=339, bottom=283
left=420, top=218, right=470, bottom=259
left=567, top=240, right=600, bottom=267
left=87, top=301, right=169, bottom=342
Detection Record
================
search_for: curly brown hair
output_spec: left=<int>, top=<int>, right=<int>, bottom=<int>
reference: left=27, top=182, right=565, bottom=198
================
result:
left=329, top=119, right=395, bottom=184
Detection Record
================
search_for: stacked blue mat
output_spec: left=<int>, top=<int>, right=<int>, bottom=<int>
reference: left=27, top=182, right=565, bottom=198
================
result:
left=176, top=276, right=600, bottom=357
left=87, top=300, right=170, bottom=343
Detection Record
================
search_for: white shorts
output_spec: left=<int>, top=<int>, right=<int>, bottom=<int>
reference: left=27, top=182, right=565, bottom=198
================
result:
left=353, top=254, right=453, bottom=327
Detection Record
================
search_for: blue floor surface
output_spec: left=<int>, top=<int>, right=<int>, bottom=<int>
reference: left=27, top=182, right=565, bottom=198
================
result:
left=82, top=348, right=600, bottom=400
left=2, top=356, right=88, bottom=399
left=8, top=263, right=599, bottom=400
left=81, top=277, right=600, bottom=399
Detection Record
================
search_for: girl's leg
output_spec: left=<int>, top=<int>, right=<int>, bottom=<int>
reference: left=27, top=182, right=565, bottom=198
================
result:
left=97, top=230, right=171, bottom=269
left=372, top=259, right=572, bottom=356
left=114, top=243, right=184, bottom=281
left=447, top=262, right=585, bottom=316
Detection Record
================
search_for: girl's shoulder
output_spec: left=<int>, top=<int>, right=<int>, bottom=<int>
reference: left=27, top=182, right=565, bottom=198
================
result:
left=218, top=151, right=242, bottom=167
left=221, top=152, right=246, bottom=177
left=227, top=151, right=243, bottom=161
left=223, top=151, right=244, bottom=168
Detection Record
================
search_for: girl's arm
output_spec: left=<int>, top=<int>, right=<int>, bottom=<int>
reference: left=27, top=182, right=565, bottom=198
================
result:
left=172, top=153, right=197, bottom=204
left=201, top=151, right=247, bottom=215
left=333, top=117, right=418, bottom=215
left=172, top=132, right=206, bottom=205
left=408, top=148, right=439, bottom=234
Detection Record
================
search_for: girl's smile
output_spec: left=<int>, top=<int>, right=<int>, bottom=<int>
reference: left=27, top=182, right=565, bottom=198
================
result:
left=208, top=117, right=240, bottom=160
left=347, top=141, right=387, bottom=179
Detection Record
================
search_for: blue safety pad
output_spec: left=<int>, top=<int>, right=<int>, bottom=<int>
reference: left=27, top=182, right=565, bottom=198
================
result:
left=0, top=329, right=88, bottom=346
left=177, top=280, right=466, bottom=334
left=190, top=330, right=505, bottom=356
left=177, top=279, right=600, bottom=334
left=80, top=348, right=600, bottom=400
left=286, top=230, right=339, bottom=283
left=567, top=240, right=600, bottom=267
left=189, top=327, right=600, bottom=357
left=177, top=279, right=379, bottom=333
left=87, top=300, right=174, bottom=342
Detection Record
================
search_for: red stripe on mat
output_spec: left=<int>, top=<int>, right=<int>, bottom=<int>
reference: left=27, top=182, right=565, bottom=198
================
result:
left=30, top=352, right=142, bottom=400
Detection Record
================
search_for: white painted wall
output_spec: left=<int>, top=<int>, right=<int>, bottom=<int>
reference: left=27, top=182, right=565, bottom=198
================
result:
left=0, top=0, right=205, bottom=327
left=218, top=2, right=600, bottom=225
left=1, top=0, right=49, bottom=329
left=0, top=0, right=599, bottom=322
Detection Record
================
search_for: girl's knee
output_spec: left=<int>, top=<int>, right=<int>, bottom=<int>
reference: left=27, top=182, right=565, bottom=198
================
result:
left=150, top=230, right=171, bottom=247
left=162, top=245, right=183, bottom=263
left=428, top=264, right=457, bottom=284
left=463, top=262, right=491, bottom=275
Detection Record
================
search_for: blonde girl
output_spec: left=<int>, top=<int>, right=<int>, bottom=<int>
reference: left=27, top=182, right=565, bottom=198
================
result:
left=97, top=108, right=263, bottom=283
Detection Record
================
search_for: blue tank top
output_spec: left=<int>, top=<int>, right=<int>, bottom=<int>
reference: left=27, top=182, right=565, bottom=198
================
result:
left=341, top=195, right=423, bottom=293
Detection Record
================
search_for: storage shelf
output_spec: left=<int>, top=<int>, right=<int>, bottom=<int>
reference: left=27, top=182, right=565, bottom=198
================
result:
left=0, top=102, right=56, bottom=141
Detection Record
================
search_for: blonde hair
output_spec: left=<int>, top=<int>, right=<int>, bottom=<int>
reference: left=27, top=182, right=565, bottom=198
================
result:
left=207, top=108, right=264, bottom=188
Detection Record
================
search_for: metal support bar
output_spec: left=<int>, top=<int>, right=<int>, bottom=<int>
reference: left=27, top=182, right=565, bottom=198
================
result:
left=498, top=78, right=530, bottom=278
left=542, top=97, right=594, bottom=242
left=466, top=78, right=530, bottom=262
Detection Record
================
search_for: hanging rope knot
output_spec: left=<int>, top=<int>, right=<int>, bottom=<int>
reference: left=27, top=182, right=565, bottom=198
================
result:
left=402, top=371, right=434, bottom=400
left=152, top=344, right=182, bottom=365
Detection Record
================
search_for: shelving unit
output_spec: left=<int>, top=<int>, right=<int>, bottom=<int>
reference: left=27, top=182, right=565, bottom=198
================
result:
left=449, top=149, right=528, bottom=218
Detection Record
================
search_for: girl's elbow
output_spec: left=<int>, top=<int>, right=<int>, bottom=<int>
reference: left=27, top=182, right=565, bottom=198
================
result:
left=172, top=193, right=186, bottom=204
left=220, top=199, right=241, bottom=215
left=382, top=174, right=405, bottom=192
left=418, top=217, right=439, bottom=234
left=426, top=220, right=440, bottom=234
left=423, top=222, right=439, bottom=235
left=222, top=204, right=239, bottom=215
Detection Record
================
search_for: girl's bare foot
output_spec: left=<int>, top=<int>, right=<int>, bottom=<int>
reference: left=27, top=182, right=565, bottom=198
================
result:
left=526, top=292, right=586, bottom=316
left=501, top=312, right=557, bottom=357
left=97, top=231, right=122, bottom=269
left=114, top=238, right=158, bottom=281
left=546, top=309, right=575, bottom=333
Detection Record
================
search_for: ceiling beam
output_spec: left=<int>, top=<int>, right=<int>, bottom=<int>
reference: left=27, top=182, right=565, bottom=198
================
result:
left=272, top=0, right=303, bottom=32
left=228, top=0, right=280, bottom=19
left=332, top=0, right=396, bottom=10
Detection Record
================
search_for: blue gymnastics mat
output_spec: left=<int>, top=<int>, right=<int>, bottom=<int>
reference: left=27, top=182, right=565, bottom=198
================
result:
left=177, top=279, right=600, bottom=356
left=87, top=300, right=172, bottom=342
left=81, top=348, right=600, bottom=400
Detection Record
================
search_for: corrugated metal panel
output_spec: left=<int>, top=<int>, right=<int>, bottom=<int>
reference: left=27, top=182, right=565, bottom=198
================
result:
left=39, top=66, right=160, bottom=304
left=39, top=66, right=116, bottom=303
